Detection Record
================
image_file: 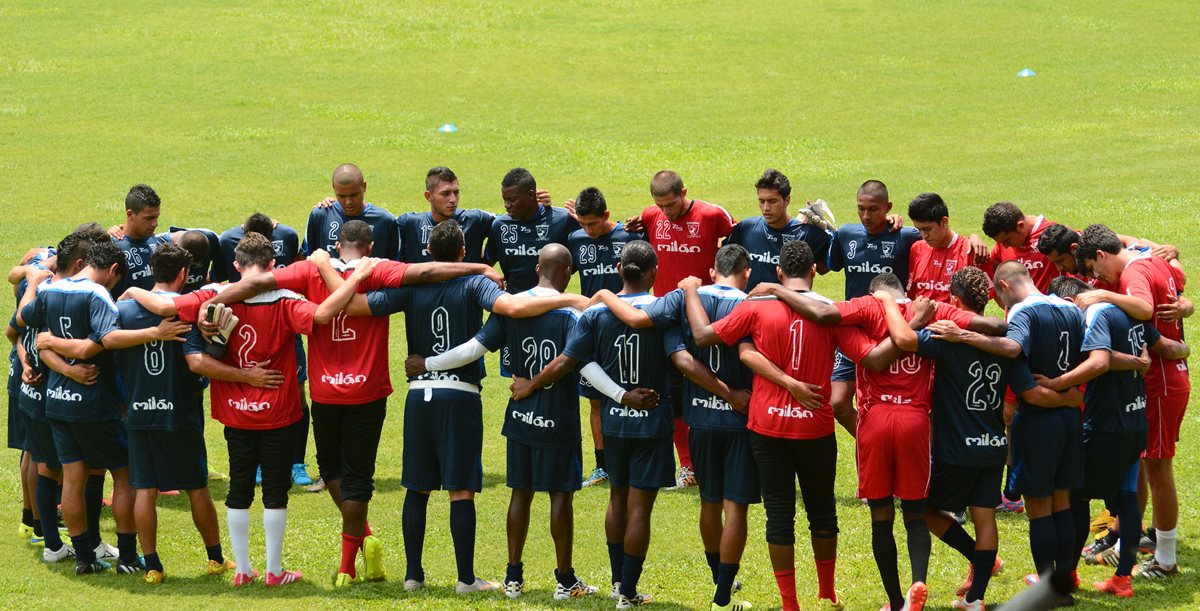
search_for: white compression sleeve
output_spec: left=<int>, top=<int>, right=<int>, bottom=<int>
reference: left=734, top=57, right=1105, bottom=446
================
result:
left=580, top=362, right=626, bottom=404
left=425, top=338, right=489, bottom=371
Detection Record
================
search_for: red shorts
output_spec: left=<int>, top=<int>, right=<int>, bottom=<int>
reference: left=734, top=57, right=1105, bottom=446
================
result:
left=1144, top=392, right=1189, bottom=459
left=856, top=404, right=931, bottom=501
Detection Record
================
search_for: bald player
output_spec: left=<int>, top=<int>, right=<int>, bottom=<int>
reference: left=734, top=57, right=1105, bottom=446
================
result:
left=309, top=163, right=399, bottom=261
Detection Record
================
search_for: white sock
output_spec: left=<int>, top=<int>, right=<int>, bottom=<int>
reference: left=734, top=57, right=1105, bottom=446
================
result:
left=263, top=508, right=288, bottom=575
left=1113, top=539, right=1122, bottom=555
left=1155, top=528, right=1177, bottom=566
left=227, top=508, right=252, bottom=575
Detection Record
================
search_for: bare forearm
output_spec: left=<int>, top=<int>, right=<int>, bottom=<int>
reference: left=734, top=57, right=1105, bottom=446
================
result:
left=527, top=354, right=576, bottom=390
left=211, top=274, right=277, bottom=305
left=1051, top=351, right=1109, bottom=389
left=960, top=332, right=1022, bottom=358
left=43, top=336, right=104, bottom=359
left=769, top=287, right=840, bottom=324
left=100, top=328, right=164, bottom=350
left=125, top=288, right=178, bottom=316
left=314, top=275, right=363, bottom=324
left=1151, top=338, right=1190, bottom=360
left=671, top=352, right=732, bottom=402
left=403, top=262, right=491, bottom=285
left=739, top=346, right=794, bottom=389
left=186, top=354, right=252, bottom=384
left=684, top=288, right=722, bottom=347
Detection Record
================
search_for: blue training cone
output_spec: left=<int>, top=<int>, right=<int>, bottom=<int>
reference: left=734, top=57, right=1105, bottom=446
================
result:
left=1017, top=68, right=1036, bottom=77
left=437, top=123, right=458, bottom=133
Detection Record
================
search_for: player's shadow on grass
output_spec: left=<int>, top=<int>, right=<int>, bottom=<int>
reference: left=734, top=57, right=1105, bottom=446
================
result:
left=152, top=480, right=229, bottom=513
left=373, top=473, right=507, bottom=494
left=81, top=569, right=324, bottom=598
left=394, top=583, right=695, bottom=609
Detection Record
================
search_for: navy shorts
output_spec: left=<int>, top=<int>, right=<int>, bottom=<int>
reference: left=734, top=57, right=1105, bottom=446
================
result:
left=7, top=389, right=25, bottom=450
left=50, top=418, right=128, bottom=469
left=506, top=438, right=582, bottom=492
left=402, top=388, right=483, bottom=492
left=294, top=336, right=307, bottom=382
left=578, top=377, right=603, bottom=401
left=605, top=435, right=675, bottom=490
left=689, top=428, right=762, bottom=504
left=1010, top=408, right=1083, bottom=498
left=21, top=412, right=59, bottom=469
left=128, top=427, right=209, bottom=491
left=928, top=462, right=1004, bottom=512
left=831, top=348, right=856, bottom=383
left=1082, top=428, right=1146, bottom=499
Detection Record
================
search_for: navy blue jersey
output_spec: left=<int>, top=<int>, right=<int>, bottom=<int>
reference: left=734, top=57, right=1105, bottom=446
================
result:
left=487, top=206, right=579, bottom=293
left=397, top=209, right=494, bottom=264
left=1080, top=304, right=1159, bottom=433
left=916, top=330, right=1037, bottom=467
left=116, top=295, right=206, bottom=431
left=564, top=293, right=675, bottom=439
left=114, top=234, right=172, bottom=295
left=828, top=224, right=921, bottom=299
left=568, top=223, right=645, bottom=297
left=646, top=286, right=752, bottom=431
left=20, top=277, right=121, bottom=422
left=16, top=316, right=48, bottom=419
left=212, top=223, right=301, bottom=282
left=726, top=217, right=833, bottom=291
left=476, top=287, right=582, bottom=448
left=1006, top=294, right=1085, bottom=414
left=305, top=202, right=398, bottom=260
left=367, top=275, right=504, bottom=388
left=167, top=226, right=222, bottom=293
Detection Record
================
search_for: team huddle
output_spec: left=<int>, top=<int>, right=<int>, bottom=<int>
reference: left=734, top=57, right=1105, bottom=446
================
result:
left=4, top=164, right=1193, bottom=610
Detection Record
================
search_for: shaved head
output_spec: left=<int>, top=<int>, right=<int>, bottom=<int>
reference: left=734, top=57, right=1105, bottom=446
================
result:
left=333, top=163, right=364, bottom=186
left=993, top=260, right=1031, bottom=287
left=858, top=179, right=889, bottom=202
left=537, top=243, right=574, bottom=291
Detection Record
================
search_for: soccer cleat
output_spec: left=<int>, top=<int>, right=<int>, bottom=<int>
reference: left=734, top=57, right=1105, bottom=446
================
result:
left=144, top=570, right=164, bottom=585
left=361, top=535, right=386, bottom=581
left=711, top=601, right=753, bottom=611
left=28, top=535, right=45, bottom=548
left=1086, top=546, right=1120, bottom=567
left=1081, top=535, right=1116, bottom=560
left=255, top=466, right=262, bottom=486
left=233, top=568, right=259, bottom=587
left=1089, top=508, right=1115, bottom=534
left=1093, top=574, right=1133, bottom=598
left=334, top=572, right=362, bottom=588
left=159, top=489, right=180, bottom=496
left=902, top=581, right=928, bottom=611
left=996, top=498, right=1024, bottom=513
left=95, top=541, right=119, bottom=561
left=956, top=555, right=1005, bottom=596
left=953, top=511, right=967, bottom=525
left=305, top=478, right=326, bottom=493
left=43, top=543, right=75, bottom=563
left=1133, top=558, right=1178, bottom=579
left=291, top=464, right=313, bottom=486
left=76, top=559, right=111, bottom=575
left=456, top=578, right=500, bottom=594
left=611, top=583, right=622, bottom=599
left=208, top=465, right=229, bottom=481
left=667, top=465, right=697, bottom=490
left=822, top=592, right=846, bottom=610
left=117, top=556, right=148, bottom=574
left=1138, top=534, right=1156, bottom=555
left=403, top=578, right=425, bottom=591
left=503, top=578, right=524, bottom=599
left=582, top=467, right=609, bottom=488
left=265, top=569, right=303, bottom=587
left=206, top=558, right=237, bottom=575
left=950, top=598, right=984, bottom=610
left=617, top=593, right=654, bottom=609
left=18, top=523, right=35, bottom=539
left=554, top=578, right=600, bottom=600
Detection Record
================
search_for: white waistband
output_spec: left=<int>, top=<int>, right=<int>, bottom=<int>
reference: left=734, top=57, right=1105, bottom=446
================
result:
left=408, top=380, right=481, bottom=395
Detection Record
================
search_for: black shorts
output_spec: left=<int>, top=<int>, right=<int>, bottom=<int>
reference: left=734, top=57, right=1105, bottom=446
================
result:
left=224, top=425, right=292, bottom=510
left=748, top=432, right=839, bottom=545
left=312, top=399, right=387, bottom=502
left=8, top=389, right=25, bottom=450
left=50, top=418, right=128, bottom=469
left=831, top=348, right=856, bottom=383
left=128, top=427, right=209, bottom=491
left=22, top=412, right=60, bottom=469
left=1082, top=429, right=1146, bottom=499
left=605, top=435, right=674, bottom=490
left=689, top=428, right=761, bottom=504
left=1010, top=408, right=1083, bottom=498
left=506, top=438, right=582, bottom=492
left=928, top=462, right=1004, bottom=513
left=402, top=387, right=483, bottom=492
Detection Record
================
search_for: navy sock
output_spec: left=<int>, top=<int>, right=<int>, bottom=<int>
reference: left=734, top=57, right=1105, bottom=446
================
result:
left=117, top=531, right=138, bottom=564
left=22, top=508, right=34, bottom=527
left=85, top=474, right=104, bottom=550
left=872, top=520, right=904, bottom=610
left=36, top=476, right=62, bottom=550
left=1053, top=508, right=1080, bottom=572
left=1029, top=515, right=1056, bottom=574
left=1116, top=491, right=1141, bottom=577
left=449, top=499, right=476, bottom=584
left=206, top=544, right=225, bottom=564
left=72, top=531, right=97, bottom=564
left=595, top=449, right=606, bottom=471
left=505, top=562, right=523, bottom=583
left=966, top=549, right=997, bottom=603
left=555, top=567, right=578, bottom=589
left=939, top=521, right=977, bottom=561
left=402, top=491, right=428, bottom=582
left=607, top=542, right=624, bottom=584
left=714, top=562, right=739, bottom=606
left=904, top=517, right=932, bottom=584
left=619, top=553, right=645, bottom=598
left=705, top=551, right=720, bottom=584
left=144, top=552, right=164, bottom=572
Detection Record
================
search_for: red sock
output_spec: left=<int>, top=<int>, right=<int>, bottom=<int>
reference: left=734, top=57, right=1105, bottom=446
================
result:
left=672, top=417, right=692, bottom=469
left=363, top=522, right=372, bottom=537
left=341, top=533, right=364, bottom=577
left=816, top=557, right=837, bottom=600
left=774, top=568, right=799, bottom=611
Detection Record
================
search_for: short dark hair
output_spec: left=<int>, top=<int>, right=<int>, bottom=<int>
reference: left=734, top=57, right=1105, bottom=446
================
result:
left=1076, top=224, right=1123, bottom=261
left=425, top=166, right=458, bottom=192
left=151, top=243, right=193, bottom=284
left=243, top=212, right=274, bottom=240
left=713, top=244, right=751, bottom=277
left=1036, top=223, right=1078, bottom=256
left=650, top=170, right=684, bottom=197
left=179, top=230, right=211, bottom=265
left=84, top=239, right=127, bottom=279
left=56, top=233, right=88, bottom=273
left=574, top=187, right=608, bottom=217
left=908, top=192, right=948, bottom=223
left=950, top=266, right=990, bottom=314
left=73, top=222, right=111, bottom=243
left=125, top=184, right=160, bottom=213
left=869, top=272, right=904, bottom=293
left=779, top=240, right=814, bottom=279
left=235, top=232, right=275, bottom=269
left=1047, top=275, right=1094, bottom=300
left=428, top=219, right=464, bottom=262
left=338, top=219, right=374, bottom=251
left=858, top=179, right=889, bottom=202
left=982, top=202, right=1023, bottom=238
left=501, top=168, right=536, bottom=191
left=755, top=168, right=791, bottom=198
left=620, top=240, right=657, bottom=282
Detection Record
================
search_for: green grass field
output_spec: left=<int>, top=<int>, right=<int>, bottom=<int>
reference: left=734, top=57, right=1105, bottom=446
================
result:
left=3, top=0, right=1200, bottom=608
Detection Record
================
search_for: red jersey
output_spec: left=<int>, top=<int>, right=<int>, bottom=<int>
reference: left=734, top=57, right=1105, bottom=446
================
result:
left=272, top=259, right=408, bottom=405
left=985, top=215, right=1062, bottom=292
left=1120, top=255, right=1190, bottom=396
left=642, top=200, right=735, bottom=296
left=175, top=286, right=315, bottom=430
left=835, top=296, right=976, bottom=411
left=712, top=292, right=839, bottom=440
left=907, top=233, right=977, bottom=303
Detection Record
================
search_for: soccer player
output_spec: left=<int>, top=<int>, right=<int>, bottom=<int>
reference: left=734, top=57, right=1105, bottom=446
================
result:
left=1036, top=222, right=1180, bottom=284
left=725, top=168, right=832, bottom=291
left=905, top=192, right=989, bottom=303
left=113, top=184, right=171, bottom=295
left=170, top=228, right=223, bottom=293
left=405, top=244, right=602, bottom=600
left=397, top=166, right=495, bottom=264
left=568, top=186, right=645, bottom=487
left=510, top=240, right=676, bottom=609
left=347, top=220, right=589, bottom=595
left=123, top=232, right=373, bottom=588
left=1073, top=224, right=1192, bottom=579
left=825, top=180, right=921, bottom=437
left=307, top=163, right=399, bottom=260
left=488, top=167, right=579, bottom=293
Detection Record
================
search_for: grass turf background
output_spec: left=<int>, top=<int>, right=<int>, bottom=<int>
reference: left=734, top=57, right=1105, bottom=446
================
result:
left=1, top=0, right=1199, bottom=608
